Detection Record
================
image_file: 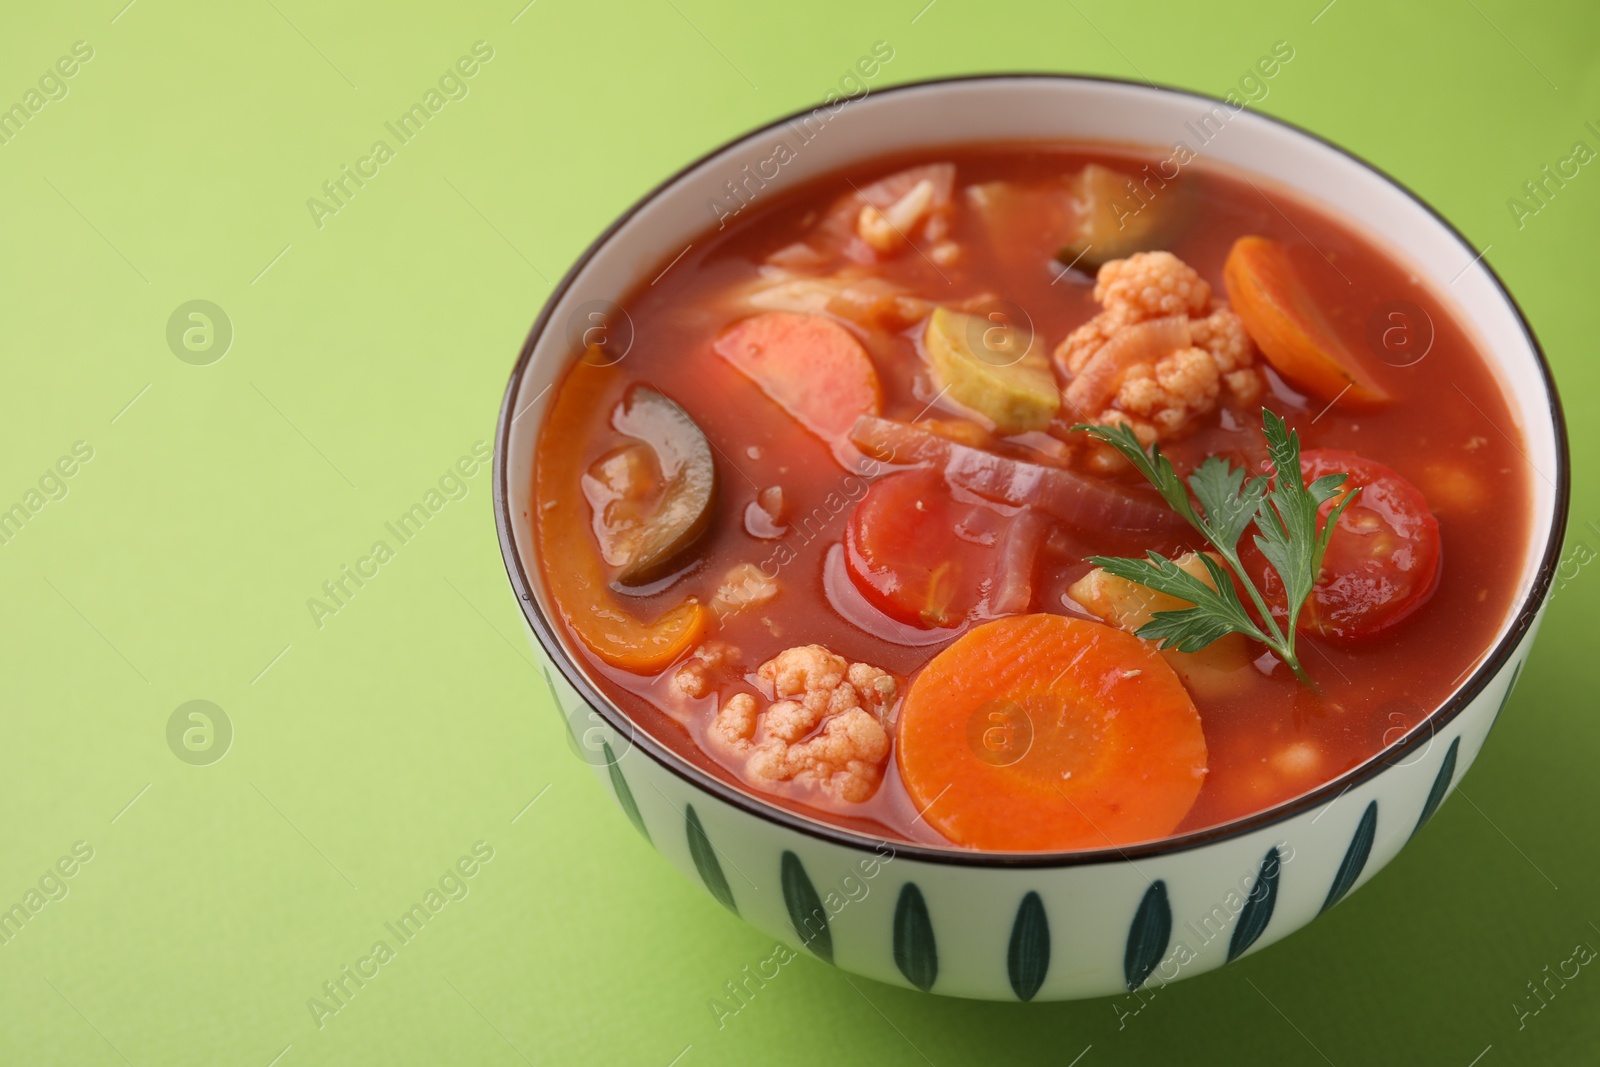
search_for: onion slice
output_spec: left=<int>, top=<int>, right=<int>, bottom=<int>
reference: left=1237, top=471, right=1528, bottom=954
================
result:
left=989, top=508, right=1047, bottom=615
left=849, top=415, right=1182, bottom=534
left=1063, top=315, right=1191, bottom=419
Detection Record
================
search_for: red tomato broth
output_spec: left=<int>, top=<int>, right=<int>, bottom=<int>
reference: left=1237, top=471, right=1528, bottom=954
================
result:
left=530, top=141, right=1531, bottom=850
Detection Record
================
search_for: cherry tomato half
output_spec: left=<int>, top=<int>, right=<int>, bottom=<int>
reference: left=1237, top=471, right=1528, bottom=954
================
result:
left=1254, top=448, right=1441, bottom=641
left=844, top=469, right=1009, bottom=628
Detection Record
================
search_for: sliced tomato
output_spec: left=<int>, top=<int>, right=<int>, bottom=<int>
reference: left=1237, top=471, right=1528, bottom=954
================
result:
left=844, top=469, right=1015, bottom=628
left=1251, top=448, right=1441, bottom=641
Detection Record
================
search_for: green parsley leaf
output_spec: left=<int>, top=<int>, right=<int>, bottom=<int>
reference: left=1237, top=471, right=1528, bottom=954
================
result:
left=1077, top=410, right=1360, bottom=688
left=1187, top=455, right=1270, bottom=554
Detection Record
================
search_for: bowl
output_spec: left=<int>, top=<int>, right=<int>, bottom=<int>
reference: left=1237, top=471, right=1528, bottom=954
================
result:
left=493, top=75, right=1569, bottom=1000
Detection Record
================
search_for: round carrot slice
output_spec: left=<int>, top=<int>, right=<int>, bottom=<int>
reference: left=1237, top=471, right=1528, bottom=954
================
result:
left=712, top=311, right=881, bottom=441
left=897, top=614, right=1207, bottom=851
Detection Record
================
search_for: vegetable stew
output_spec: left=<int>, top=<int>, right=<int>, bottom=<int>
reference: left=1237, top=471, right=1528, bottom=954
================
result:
left=530, top=142, right=1530, bottom=851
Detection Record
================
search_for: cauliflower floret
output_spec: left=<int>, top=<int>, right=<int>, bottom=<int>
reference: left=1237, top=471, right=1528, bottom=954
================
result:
left=1054, top=251, right=1267, bottom=472
left=1097, top=347, right=1220, bottom=443
left=1224, top=367, right=1264, bottom=406
left=672, top=641, right=742, bottom=701
left=708, top=645, right=897, bottom=803
left=1093, top=251, right=1211, bottom=320
left=1056, top=309, right=1127, bottom=375
left=716, top=691, right=760, bottom=735
left=711, top=562, right=779, bottom=617
left=1189, top=307, right=1252, bottom=373
left=1154, top=348, right=1222, bottom=427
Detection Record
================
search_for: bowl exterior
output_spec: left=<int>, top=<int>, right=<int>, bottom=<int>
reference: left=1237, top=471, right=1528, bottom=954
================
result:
left=532, top=617, right=1535, bottom=1001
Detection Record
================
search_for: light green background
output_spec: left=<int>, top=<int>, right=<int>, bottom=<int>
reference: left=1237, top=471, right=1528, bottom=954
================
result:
left=1, top=1, right=1596, bottom=1063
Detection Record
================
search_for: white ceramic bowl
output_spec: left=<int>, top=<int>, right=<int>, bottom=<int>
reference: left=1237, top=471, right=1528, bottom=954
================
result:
left=493, top=75, right=1569, bottom=1000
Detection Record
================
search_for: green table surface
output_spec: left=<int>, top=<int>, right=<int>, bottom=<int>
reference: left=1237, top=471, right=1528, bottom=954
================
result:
left=2, top=0, right=1596, bottom=1063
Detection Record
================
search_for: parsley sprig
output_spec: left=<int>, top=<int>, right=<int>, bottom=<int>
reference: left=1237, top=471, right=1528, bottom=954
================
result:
left=1077, top=409, right=1359, bottom=688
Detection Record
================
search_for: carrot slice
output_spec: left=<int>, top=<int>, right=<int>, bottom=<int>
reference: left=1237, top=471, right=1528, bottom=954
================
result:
left=712, top=312, right=881, bottom=441
left=1223, top=235, right=1390, bottom=408
left=534, top=358, right=708, bottom=673
left=897, top=614, right=1207, bottom=851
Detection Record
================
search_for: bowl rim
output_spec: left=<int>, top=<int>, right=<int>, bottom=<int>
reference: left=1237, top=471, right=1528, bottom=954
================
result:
left=492, top=72, right=1571, bottom=869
